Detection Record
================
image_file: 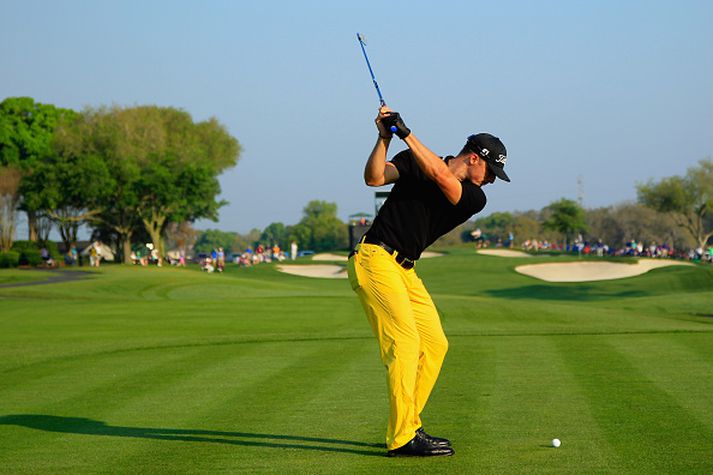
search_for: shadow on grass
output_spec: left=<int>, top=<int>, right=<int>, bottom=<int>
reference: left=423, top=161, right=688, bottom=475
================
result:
left=486, top=284, right=649, bottom=301
left=0, top=270, right=94, bottom=288
left=0, top=414, right=385, bottom=457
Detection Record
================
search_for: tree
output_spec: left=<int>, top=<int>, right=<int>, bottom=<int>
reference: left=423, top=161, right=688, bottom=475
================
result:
left=292, top=200, right=348, bottom=252
left=0, top=97, right=77, bottom=240
left=51, top=107, right=142, bottom=263
left=128, top=107, right=239, bottom=264
left=234, top=228, right=262, bottom=253
left=51, top=105, right=241, bottom=264
left=637, top=159, right=713, bottom=248
left=22, top=150, right=113, bottom=250
left=543, top=198, right=587, bottom=248
left=261, top=222, right=289, bottom=247
left=511, top=212, right=542, bottom=244
left=0, top=166, right=22, bottom=251
left=164, top=221, right=199, bottom=259
left=586, top=203, right=687, bottom=249
left=194, top=229, right=238, bottom=256
left=473, top=211, right=514, bottom=242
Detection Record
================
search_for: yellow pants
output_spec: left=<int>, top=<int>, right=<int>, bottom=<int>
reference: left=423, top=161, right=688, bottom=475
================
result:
left=348, top=242, right=448, bottom=450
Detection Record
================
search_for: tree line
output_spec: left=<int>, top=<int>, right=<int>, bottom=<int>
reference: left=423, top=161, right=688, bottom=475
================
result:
left=0, top=97, right=240, bottom=264
left=437, top=158, right=712, bottom=252
left=1, top=96, right=710, bottom=265
left=170, top=200, right=349, bottom=258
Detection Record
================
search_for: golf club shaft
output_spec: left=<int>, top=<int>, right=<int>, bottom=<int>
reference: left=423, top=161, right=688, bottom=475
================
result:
left=357, top=33, right=386, bottom=106
left=356, top=33, right=398, bottom=133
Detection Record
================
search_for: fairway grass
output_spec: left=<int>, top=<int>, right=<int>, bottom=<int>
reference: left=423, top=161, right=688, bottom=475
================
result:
left=1, top=251, right=712, bottom=473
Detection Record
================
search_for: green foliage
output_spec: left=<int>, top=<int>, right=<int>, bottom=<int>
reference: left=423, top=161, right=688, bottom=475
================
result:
left=0, top=97, right=77, bottom=170
left=10, top=241, right=43, bottom=266
left=473, top=211, right=514, bottom=240
left=0, top=165, right=23, bottom=251
left=39, top=240, right=60, bottom=259
left=260, top=222, right=289, bottom=247
left=48, top=105, right=241, bottom=258
left=543, top=198, right=588, bottom=242
left=511, top=213, right=543, bottom=242
left=0, top=250, right=19, bottom=268
left=292, top=200, right=348, bottom=252
left=194, top=229, right=238, bottom=255
left=638, top=176, right=691, bottom=214
left=638, top=158, right=713, bottom=247
left=22, top=147, right=113, bottom=247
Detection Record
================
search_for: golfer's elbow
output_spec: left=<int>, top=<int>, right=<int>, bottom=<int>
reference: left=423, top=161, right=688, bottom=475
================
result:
left=364, top=174, right=385, bottom=187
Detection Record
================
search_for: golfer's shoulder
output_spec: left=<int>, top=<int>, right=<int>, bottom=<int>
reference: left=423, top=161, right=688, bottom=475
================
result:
left=387, top=149, right=413, bottom=178
left=460, top=181, right=487, bottom=212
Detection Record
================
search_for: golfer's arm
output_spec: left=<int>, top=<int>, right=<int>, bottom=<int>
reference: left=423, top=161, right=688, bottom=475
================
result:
left=364, top=136, right=400, bottom=186
left=403, top=134, right=462, bottom=204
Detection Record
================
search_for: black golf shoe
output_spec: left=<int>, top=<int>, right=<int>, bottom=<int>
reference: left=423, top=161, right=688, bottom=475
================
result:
left=387, top=431, right=455, bottom=457
left=416, top=427, right=451, bottom=447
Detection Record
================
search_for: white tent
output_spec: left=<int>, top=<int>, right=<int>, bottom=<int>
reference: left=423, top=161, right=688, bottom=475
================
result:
left=80, top=242, right=115, bottom=261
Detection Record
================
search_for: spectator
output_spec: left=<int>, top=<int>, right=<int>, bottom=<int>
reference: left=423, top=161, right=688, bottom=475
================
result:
left=217, top=247, right=225, bottom=272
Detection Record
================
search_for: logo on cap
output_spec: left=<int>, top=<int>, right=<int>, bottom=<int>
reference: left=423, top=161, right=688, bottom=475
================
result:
left=496, top=154, right=507, bottom=165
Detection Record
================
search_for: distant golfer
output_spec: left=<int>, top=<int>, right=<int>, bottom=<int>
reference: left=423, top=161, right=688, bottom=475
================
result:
left=347, top=106, right=510, bottom=457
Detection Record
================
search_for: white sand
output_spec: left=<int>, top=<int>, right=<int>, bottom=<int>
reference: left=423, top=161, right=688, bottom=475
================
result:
left=278, top=250, right=443, bottom=278
left=478, top=249, right=533, bottom=258
left=515, top=259, right=693, bottom=283
left=276, top=264, right=347, bottom=279
left=311, top=250, right=442, bottom=263
left=312, top=253, right=348, bottom=262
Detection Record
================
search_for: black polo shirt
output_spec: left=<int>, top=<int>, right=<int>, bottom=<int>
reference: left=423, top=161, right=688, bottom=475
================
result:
left=365, top=150, right=487, bottom=260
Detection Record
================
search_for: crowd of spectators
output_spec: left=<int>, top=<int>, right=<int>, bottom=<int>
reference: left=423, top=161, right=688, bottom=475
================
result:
left=520, top=235, right=713, bottom=263
left=234, top=243, right=291, bottom=267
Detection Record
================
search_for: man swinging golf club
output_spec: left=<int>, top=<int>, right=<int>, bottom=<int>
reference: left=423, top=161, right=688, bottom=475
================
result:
left=347, top=106, right=510, bottom=457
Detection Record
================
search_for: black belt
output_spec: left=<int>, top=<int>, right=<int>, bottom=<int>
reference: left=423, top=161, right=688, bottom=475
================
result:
left=350, top=236, right=416, bottom=270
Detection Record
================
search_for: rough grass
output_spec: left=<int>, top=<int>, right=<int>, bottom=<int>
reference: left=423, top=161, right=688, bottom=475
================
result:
left=1, top=252, right=712, bottom=473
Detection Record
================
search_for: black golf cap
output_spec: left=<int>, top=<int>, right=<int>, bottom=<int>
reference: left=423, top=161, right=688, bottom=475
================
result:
left=466, top=133, right=510, bottom=182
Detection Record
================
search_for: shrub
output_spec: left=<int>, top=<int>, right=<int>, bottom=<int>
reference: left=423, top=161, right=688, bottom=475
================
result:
left=11, top=241, right=44, bottom=266
left=40, top=241, right=61, bottom=259
left=0, top=251, right=20, bottom=268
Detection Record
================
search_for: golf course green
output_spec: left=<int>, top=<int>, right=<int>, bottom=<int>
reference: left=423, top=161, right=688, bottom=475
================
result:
left=1, top=249, right=712, bottom=473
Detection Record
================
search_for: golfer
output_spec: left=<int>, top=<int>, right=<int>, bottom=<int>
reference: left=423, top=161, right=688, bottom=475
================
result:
left=347, top=106, right=510, bottom=457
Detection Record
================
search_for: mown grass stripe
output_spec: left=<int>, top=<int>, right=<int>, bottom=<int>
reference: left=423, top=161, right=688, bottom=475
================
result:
left=610, top=334, right=713, bottom=431
left=556, top=336, right=713, bottom=473
left=99, top=340, right=381, bottom=472
left=443, top=336, right=623, bottom=473
left=0, top=346, right=227, bottom=469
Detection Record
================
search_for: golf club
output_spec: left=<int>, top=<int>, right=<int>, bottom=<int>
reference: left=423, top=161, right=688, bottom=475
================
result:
left=356, top=32, right=397, bottom=132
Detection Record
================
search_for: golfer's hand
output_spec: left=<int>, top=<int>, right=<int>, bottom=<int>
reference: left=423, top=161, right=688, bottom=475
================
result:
left=382, top=111, right=411, bottom=140
left=375, top=106, right=394, bottom=139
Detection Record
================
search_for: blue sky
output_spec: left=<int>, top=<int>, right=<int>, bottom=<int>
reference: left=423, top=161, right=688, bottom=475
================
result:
left=3, top=0, right=712, bottom=234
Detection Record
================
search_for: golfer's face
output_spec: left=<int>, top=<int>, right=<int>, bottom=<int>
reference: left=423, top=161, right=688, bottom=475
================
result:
left=470, top=158, right=495, bottom=186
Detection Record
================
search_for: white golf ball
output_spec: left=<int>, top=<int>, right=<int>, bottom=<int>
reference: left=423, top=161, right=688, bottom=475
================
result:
left=552, top=438, right=561, bottom=448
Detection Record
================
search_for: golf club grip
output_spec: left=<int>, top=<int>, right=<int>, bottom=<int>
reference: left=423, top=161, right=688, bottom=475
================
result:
left=390, top=126, right=398, bottom=132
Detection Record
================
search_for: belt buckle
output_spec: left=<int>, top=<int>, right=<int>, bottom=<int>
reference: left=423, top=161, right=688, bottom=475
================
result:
left=396, top=254, right=415, bottom=270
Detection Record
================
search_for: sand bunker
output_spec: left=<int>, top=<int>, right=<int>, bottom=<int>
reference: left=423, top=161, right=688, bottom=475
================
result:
left=310, top=251, right=442, bottom=263
left=276, top=264, right=347, bottom=279
left=478, top=249, right=533, bottom=258
left=278, top=251, right=443, bottom=278
left=515, top=259, right=693, bottom=283
left=312, top=253, right=348, bottom=262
